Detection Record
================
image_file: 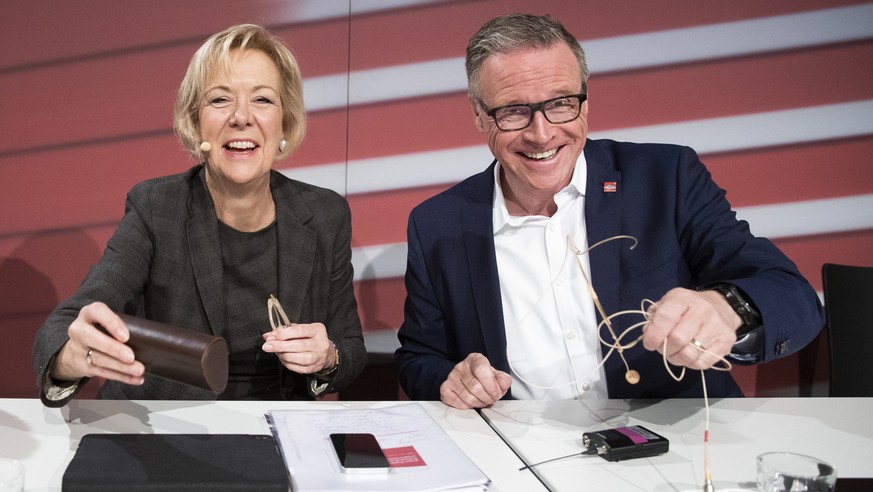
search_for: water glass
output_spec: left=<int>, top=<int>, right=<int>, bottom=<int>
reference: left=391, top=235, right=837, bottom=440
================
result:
left=757, top=452, right=836, bottom=492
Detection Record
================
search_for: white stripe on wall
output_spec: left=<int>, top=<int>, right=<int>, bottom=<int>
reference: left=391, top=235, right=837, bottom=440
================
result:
left=352, top=242, right=408, bottom=281
left=282, top=99, right=873, bottom=195
left=303, top=4, right=873, bottom=111
left=279, top=0, right=450, bottom=23
left=738, top=194, right=873, bottom=239
left=597, top=100, right=873, bottom=155
left=351, top=194, right=873, bottom=281
left=584, top=3, right=873, bottom=74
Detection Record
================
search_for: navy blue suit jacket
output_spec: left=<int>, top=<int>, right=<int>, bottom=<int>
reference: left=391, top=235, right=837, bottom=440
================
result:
left=395, top=139, right=824, bottom=400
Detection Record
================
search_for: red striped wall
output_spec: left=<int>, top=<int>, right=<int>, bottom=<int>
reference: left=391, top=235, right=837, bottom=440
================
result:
left=3, top=0, right=872, bottom=399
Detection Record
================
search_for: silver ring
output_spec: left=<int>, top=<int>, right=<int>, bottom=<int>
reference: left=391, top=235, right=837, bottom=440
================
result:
left=690, top=338, right=707, bottom=351
left=86, top=349, right=94, bottom=366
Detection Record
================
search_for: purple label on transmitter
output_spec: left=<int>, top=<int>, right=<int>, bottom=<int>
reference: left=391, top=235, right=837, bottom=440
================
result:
left=616, top=426, right=649, bottom=444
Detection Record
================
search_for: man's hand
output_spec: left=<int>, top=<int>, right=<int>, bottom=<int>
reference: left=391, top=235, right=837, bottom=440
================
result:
left=440, top=353, right=512, bottom=409
left=642, top=287, right=740, bottom=369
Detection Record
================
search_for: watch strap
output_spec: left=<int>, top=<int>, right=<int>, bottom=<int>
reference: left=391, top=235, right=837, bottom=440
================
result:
left=706, top=283, right=762, bottom=338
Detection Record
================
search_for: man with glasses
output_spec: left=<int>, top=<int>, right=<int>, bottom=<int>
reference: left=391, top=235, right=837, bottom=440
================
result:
left=395, top=13, right=824, bottom=409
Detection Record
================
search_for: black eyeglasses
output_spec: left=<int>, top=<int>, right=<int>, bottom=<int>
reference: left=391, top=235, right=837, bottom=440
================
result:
left=480, top=85, right=587, bottom=132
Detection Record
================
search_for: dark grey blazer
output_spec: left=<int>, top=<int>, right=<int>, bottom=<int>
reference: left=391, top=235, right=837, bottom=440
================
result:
left=33, top=166, right=366, bottom=405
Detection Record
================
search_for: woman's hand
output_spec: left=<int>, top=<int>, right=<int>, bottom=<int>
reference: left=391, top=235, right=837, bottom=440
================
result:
left=262, top=322, right=336, bottom=374
left=51, top=302, right=145, bottom=385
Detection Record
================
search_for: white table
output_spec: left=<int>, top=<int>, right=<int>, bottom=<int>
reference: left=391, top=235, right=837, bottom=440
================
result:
left=480, top=398, right=873, bottom=491
left=0, top=398, right=545, bottom=492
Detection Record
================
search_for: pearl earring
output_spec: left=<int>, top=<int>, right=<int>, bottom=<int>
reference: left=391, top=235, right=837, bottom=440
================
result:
left=279, top=139, right=287, bottom=152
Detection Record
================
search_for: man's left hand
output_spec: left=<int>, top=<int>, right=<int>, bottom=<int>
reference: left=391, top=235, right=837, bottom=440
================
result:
left=642, top=287, right=740, bottom=369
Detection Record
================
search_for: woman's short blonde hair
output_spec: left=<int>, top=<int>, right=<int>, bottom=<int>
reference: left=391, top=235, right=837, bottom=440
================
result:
left=173, top=24, right=306, bottom=161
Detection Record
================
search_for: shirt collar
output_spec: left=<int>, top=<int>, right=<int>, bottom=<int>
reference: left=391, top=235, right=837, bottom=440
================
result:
left=492, top=152, right=588, bottom=234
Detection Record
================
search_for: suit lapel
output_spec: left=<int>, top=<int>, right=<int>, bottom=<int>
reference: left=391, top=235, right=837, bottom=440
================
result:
left=272, top=172, right=315, bottom=323
left=584, top=141, right=623, bottom=326
left=462, top=163, right=509, bottom=369
left=187, top=168, right=226, bottom=336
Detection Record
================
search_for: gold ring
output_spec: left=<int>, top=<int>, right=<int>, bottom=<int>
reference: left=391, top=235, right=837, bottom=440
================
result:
left=86, top=349, right=94, bottom=366
left=690, top=338, right=707, bottom=351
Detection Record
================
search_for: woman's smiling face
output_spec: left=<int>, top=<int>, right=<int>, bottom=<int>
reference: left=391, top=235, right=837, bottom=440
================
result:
left=199, top=49, right=284, bottom=188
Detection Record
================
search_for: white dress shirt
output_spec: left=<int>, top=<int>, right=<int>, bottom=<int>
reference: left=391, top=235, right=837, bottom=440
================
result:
left=492, top=154, right=609, bottom=400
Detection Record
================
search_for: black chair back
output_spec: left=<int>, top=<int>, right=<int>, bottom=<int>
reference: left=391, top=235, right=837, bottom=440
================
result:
left=822, top=263, right=873, bottom=397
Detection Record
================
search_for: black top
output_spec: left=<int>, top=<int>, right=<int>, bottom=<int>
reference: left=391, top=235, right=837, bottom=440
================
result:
left=217, top=220, right=281, bottom=399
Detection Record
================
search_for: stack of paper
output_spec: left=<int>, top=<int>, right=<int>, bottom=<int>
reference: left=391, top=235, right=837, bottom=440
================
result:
left=265, top=403, right=491, bottom=491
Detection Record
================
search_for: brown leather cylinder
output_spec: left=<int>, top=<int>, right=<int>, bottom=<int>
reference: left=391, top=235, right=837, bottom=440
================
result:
left=117, top=314, right=229, bottom=394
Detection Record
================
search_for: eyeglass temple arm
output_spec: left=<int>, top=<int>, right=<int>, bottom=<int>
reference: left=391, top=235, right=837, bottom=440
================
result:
left=268, top=294, right=291, bottom=330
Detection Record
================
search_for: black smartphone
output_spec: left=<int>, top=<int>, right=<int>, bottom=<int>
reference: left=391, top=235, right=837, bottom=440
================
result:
left=835, top=478, right=873, bottom=491
left=329, top=433, right=391, bottom=473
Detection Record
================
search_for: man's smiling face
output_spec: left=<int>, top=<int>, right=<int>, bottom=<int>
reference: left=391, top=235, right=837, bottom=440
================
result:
left=472, top=42, right=588, bottom=214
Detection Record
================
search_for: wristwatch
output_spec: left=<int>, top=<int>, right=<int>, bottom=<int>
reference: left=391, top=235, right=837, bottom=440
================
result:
left=706, top=283, right=762, bottom=338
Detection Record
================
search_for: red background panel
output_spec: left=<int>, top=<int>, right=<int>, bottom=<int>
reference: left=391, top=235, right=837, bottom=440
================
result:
left=2, top=0, right=872, bottom=400
left=706, top=137, right=873, bottom=206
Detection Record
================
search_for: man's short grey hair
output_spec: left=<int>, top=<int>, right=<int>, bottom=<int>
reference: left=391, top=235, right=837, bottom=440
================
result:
left=465, top=13, right=588, bottom=101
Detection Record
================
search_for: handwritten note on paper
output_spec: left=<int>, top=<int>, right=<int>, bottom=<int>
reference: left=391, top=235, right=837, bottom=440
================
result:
left=265, top=403, right=490, bottom=491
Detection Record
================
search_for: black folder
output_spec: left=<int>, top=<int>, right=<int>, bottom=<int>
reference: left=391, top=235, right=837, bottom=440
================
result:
left=62, top=434, right=290, bottom=491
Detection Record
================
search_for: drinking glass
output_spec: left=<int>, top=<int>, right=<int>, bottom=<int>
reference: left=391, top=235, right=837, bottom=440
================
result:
left=757, top=452, right=836, bottom=492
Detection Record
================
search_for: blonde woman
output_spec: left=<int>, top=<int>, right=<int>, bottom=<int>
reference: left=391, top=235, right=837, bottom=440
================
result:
left=34, top=24, right=365, bottom=406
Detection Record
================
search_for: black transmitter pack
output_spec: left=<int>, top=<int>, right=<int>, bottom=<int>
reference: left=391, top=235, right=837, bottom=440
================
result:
left=582, top=425, right=669, bottom=462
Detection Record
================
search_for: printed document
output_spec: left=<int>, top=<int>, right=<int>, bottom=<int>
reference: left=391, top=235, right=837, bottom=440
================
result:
left=265, top=402, right=491, bottom=491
